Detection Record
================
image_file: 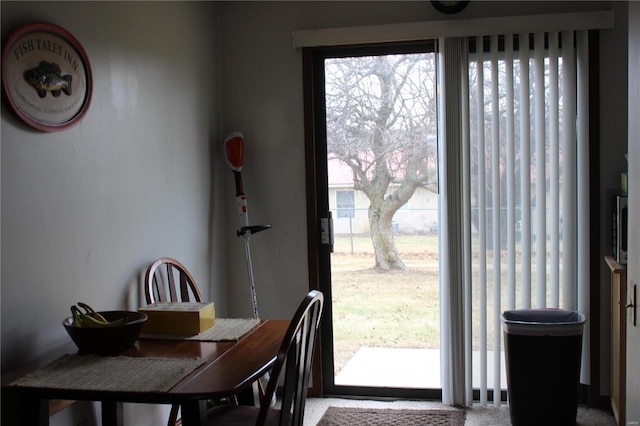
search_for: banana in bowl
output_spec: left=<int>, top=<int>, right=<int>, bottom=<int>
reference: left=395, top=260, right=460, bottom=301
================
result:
left=63, top=303, right=147, bottom=355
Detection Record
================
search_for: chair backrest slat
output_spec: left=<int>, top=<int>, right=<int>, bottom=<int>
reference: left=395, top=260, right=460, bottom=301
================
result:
left=179, top=274, right=190, bottom=301
left=166, top=263, right=178, bottom=301
left=152, top=269, right=167, bottom=302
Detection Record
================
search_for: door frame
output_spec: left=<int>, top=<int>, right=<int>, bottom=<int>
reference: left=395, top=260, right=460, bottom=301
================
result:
left=303, top=33, right=602, bottom=406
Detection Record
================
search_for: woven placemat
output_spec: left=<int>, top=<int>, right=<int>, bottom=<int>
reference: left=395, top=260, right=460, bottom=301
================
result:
left=316, top=407, right=465, bottom=426
left=9, top=354, right=205, bottom=393
left=141, top=318, right=260, bottom=341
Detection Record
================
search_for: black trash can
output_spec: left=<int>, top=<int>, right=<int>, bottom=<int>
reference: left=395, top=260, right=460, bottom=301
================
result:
left=501, top=309, right=586, bottom=426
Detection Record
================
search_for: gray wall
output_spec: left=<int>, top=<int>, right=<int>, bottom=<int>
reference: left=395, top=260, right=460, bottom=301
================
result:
left=627, top=2, right=640, bottom=424
left=0, top=1, right=633, bottom=424
left=1, top=2, right=223, bottom=424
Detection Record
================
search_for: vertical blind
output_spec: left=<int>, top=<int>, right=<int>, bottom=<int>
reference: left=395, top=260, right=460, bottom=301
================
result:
left=439, top=30, right=590, bottom=406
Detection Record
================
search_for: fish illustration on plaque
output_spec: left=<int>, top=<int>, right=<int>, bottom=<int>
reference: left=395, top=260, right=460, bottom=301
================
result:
left=23, top=61, right=72, bottom=98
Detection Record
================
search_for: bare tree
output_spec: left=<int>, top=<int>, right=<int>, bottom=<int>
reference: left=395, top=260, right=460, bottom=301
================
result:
left=325, top=53, right=437, bottom=270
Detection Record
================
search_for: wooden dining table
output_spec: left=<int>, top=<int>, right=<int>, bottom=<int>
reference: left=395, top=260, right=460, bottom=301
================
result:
left=1, top=319, right=288, bottom=426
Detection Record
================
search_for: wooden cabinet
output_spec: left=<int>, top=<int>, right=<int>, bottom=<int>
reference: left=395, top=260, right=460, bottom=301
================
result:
left=605, top=256, right=626, bottom=426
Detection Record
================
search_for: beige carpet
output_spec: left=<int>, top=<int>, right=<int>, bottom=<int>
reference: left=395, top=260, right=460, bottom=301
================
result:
left=316, top=406, right=465, bottom=426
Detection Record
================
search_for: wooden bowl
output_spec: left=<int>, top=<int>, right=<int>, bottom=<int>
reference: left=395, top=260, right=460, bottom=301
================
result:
left=62, top=311, right=148, bottom=355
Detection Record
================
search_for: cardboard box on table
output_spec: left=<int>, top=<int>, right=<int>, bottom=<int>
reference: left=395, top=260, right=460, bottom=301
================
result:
left=139, top=302, right=215, bottom=335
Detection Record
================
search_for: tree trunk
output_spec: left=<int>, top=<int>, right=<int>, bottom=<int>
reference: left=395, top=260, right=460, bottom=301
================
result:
left=369, top=203, right=407, bottom=271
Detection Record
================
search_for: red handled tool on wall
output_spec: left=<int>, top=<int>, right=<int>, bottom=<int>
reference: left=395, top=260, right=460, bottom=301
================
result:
left=224, top=131, right=271, bottom=320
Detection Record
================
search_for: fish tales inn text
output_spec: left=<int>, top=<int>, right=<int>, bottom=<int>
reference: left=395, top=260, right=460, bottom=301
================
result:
left=13, top=37, right=80, bottom=72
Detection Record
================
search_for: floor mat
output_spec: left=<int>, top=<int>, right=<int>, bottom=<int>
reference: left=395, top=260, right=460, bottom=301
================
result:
left=316, top=406, right=465, bottom=426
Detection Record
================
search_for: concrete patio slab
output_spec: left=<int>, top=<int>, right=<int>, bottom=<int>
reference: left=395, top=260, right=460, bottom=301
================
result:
left=335, top=347, right=507, bottom=389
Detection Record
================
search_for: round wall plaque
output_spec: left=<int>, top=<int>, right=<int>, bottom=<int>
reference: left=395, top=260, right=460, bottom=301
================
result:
left=2, top=22, right=93, bottom=132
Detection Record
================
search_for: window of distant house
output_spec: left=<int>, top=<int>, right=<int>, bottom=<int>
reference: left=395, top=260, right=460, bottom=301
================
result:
left=336, top=190, right=355, bottom=218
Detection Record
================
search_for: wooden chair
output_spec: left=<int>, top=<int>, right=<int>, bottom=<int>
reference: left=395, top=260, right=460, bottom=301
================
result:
left=205, top=289, right=324, bottom=426
left=144, top=257, right=204, bottom=426
left=145, top=257, right=203, bottom=305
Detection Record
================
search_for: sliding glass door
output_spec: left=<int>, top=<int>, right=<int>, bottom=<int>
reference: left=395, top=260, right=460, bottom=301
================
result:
left=307, top=42, right=442, bottom=398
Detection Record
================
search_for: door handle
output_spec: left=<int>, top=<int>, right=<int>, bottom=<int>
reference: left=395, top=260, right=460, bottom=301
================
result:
left=321, top=211, right=334, bottom=253
left=627, top=281, right=637, bottom=326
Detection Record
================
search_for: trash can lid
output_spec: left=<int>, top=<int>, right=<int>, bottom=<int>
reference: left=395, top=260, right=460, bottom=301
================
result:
left=501, top=309, right=585, bottom=336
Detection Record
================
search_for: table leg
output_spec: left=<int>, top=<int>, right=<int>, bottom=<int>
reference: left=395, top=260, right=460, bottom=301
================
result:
left=180, top=400, right=207, bottom=426
left=101, top=401, right=123, bottom=426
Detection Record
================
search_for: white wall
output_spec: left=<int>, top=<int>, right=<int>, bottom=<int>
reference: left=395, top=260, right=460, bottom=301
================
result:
left=1, top=2, right=222, bottom=424
left=626, top=2, right=640, bottom=423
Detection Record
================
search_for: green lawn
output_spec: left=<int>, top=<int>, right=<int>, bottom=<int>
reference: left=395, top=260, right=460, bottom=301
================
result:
left=331, top=235, right=440, bottom=372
